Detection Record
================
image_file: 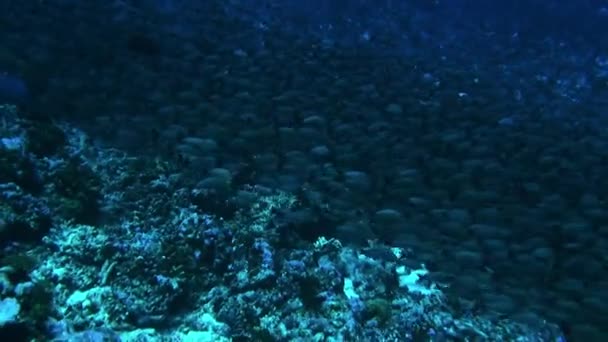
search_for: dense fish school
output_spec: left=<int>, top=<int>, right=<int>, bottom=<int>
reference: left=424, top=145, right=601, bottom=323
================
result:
left=0, top=1, right=607, bottom=341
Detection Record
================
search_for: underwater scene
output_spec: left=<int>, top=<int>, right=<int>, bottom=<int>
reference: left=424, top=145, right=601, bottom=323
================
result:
left=0, top=0, right=607, bottom=341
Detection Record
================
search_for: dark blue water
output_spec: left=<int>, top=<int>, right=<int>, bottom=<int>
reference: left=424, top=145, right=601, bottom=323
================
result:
left=1, top=1, right=607, bottom=341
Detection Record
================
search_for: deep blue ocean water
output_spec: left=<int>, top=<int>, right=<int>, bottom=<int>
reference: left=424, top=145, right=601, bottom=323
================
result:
left=1, top=1, right=608, bottom=341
